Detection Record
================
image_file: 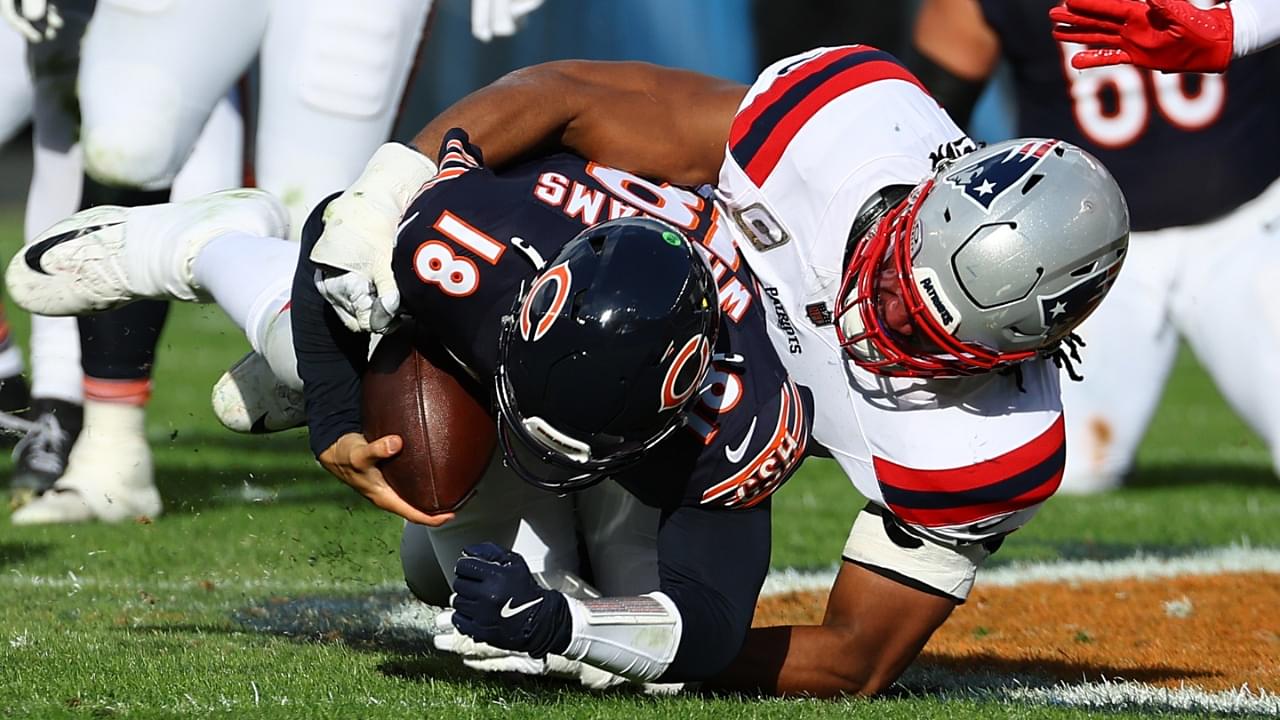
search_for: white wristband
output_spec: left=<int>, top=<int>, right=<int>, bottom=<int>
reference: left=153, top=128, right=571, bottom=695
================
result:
left=1231, top=0, right=1280, bottom=58
left=561, top=592, right=683, bottom=683
left=351, top=142, right=439, bottom=214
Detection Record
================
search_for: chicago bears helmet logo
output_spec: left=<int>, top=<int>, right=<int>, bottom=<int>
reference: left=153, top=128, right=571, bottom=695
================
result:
left=519, top=263, right=572, bottom=342
left=945, top=140, right=1060, bottom=211
left=659, top=335, right=712, bottom=411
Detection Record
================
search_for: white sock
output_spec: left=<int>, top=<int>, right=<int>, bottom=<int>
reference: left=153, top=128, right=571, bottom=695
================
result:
left=191, top=231, right=297, bottom=333
left=259, top=307, right=303, bottom=391
left=29, top=314, right=83, bottom=403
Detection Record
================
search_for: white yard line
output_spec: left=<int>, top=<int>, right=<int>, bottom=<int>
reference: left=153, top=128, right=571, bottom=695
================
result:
left=5, top=544, right=1278, bottom=596
left=759, top=543, right=1280, bottom=597
left=0, top=569, right=403, bottom=594
left=900, top=664, right=1280, bottom=717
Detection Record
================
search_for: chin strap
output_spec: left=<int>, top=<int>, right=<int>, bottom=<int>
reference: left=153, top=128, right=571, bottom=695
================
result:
left=560, top=592, right=683, bottom=683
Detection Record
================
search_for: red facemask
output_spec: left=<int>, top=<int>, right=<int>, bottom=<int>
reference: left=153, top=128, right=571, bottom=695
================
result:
left=833, top=180, right=1038, bottom=378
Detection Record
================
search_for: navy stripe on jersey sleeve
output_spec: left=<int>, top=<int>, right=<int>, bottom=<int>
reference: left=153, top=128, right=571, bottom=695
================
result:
left=873, top=416, right=1065, bottom=529
left=728, top=47, right=929, bottom=185
left=292, top=195, right=371, bottom=457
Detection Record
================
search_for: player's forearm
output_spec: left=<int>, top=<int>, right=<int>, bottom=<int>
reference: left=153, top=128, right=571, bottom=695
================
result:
left=711, top=625, right=894, bottom=697
left=412, top=60, right=746, bottom=186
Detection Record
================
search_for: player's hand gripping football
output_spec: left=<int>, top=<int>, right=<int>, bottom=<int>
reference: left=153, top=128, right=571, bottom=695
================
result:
left=318, top=432, right=454, bottom=527
left=1049, top=0, right=1234, bottom=73
left=1, top=0, right=62, bottom=42
left=445, top=543, right=572, bottom=657
left=310, top=143, right=437, bottom=334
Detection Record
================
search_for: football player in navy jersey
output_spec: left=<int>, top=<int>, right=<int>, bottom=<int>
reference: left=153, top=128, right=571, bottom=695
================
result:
left=302, top=49, right=1127, bottom=697
left=910, top=0, right=1280, bottom=493
left=6, top=129, right=813, bottom=688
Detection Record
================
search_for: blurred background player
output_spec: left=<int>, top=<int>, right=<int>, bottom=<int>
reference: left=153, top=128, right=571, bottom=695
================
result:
left=7, top=0, right=499, bottom=524
left=908, top=0, right=1280, bottom=493
left=0, top=0, right=241, bottom=510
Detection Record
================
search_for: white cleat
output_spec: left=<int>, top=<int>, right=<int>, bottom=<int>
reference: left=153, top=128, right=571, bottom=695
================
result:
left=6, top=188, right=288, bottom=316
left=211, top=352, right=306, bottom=434
left=10, top=401, right=160, bottom=525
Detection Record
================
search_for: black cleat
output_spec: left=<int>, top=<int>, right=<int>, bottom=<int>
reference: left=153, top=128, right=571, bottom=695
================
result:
left=9, top=398, right=82, bottom=509
left=0, top=374, right=31, bottom=450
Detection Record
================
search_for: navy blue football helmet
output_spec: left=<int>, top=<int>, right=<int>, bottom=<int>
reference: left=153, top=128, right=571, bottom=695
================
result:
left=495, top=217, right=720, bottom=491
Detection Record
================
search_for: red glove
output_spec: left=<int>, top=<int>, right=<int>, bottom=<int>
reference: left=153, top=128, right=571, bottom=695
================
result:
left=1049, top=0, right=1234, bottom=73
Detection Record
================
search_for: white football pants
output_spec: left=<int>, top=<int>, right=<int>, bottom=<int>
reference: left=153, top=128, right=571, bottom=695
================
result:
left=1061, top=177, right=1280, bottom=492
left=3, top=12, right=240, bottom=404
left=78, top=0, right=431, bottom=234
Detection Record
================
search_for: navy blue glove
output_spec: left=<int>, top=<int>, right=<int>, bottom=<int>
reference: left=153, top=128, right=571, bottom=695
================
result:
left=450, top=543, right=571, bottom=658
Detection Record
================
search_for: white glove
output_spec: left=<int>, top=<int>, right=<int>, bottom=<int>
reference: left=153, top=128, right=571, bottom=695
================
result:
left=310, top=143, right=437, bottom=334
left=471, top=0, right=544, bottom=42
left=2, top=0, right=62, bottom=42
left=433, top=609, right=627, bottom=690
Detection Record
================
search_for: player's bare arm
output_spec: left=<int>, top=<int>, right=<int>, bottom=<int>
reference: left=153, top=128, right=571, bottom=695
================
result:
left=907, top=0, right=1001, bottom=126
left=713, top=562, right=955, bottom=696
left=411, top=60, right=747, bottom=186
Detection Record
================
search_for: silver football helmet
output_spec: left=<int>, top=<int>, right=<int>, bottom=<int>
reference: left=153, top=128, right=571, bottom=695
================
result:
left=835, top=138, right=1129, bottom=377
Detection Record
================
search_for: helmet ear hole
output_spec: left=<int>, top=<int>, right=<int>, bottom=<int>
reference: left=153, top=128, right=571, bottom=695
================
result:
left=1070, top=261, right=1097, bottom=278
left=570, top=289, right=589, bottom=323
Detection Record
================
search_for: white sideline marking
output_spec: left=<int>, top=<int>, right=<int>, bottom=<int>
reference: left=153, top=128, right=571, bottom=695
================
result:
left=0, top=570, right=403, bottom=594
left=758, top=544, right=1280, bottom=597
left=5, top=543, right=1278, bottom=596
left=900, top=665, right=1280, bottom=717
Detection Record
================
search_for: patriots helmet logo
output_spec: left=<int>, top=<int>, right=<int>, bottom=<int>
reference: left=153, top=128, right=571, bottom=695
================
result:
left=945, top=140, right=1060, bottom=211
left=1038, top=262, right=1120, bottom=341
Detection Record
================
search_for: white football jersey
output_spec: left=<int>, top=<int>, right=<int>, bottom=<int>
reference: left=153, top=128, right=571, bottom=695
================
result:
left=716, top=46, right=1066, bottom=544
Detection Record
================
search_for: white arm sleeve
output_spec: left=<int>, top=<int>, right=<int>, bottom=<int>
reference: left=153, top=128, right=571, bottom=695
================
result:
left=1232, top=0, right=1280, bottom=57
left=560, top=592, right=683, bottom=683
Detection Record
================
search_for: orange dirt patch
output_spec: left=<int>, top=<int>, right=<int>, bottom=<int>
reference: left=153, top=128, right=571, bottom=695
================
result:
left=755, top=572, right=1280, bottom=692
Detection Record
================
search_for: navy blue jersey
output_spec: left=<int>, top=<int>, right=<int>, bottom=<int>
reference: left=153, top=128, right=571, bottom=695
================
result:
left=293, top=130, right=814, bottom=681
left=979, top=0, right=1280, bottom=231
left=390, top=131, right=813, bottom=512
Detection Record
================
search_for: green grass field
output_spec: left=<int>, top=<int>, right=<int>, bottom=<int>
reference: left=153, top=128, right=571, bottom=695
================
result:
left=0, top=209, right=1276, bottom=719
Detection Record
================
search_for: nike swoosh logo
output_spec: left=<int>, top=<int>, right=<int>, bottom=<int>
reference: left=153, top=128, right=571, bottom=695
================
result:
left=394, top=211, right=420, bottom=248
left=725, top=417, right=757, bottom=464
left=25, top=222, right=123, bottom=275
left=499, top=596, right=544, bottom=618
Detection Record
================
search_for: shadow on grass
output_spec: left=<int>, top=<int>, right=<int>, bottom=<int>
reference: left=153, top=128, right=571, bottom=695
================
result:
left=129, top=589, right=1224, bottom=706
left=1126, top=463, right=1277, bottom=489
left=0, top=540, right=52, bottom=568
left=131, top=590, right=622, bottom=700
left=909, top=650, right=1213, bottom=689
left=144, top=463, right=353, bottom=518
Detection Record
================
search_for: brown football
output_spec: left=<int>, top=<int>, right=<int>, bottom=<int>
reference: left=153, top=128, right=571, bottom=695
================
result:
left=361, top=324, right=494, bottom=514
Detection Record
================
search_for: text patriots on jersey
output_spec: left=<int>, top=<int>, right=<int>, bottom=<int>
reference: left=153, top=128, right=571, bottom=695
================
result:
left=763, top=286, right=803, bottom=354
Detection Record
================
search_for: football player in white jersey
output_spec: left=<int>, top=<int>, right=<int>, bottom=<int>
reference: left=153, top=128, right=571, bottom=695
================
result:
left=10, top=0, right=543, bottom=525
left=1, top=0, right=242, bottom=510
left=309, top=49, right=1130, bottom=695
